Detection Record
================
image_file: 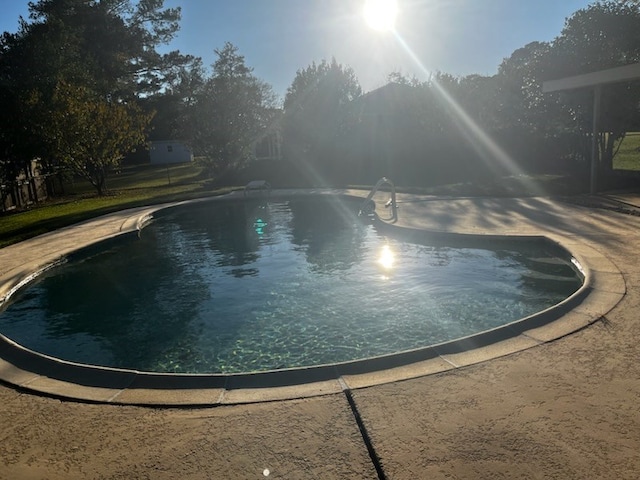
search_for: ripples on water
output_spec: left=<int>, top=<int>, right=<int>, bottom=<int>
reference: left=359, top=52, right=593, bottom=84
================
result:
left=0, top=198, right=582, bottom=373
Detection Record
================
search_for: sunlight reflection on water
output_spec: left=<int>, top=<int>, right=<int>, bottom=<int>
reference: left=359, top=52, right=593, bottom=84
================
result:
left=0, top=199, right=581, bottom=374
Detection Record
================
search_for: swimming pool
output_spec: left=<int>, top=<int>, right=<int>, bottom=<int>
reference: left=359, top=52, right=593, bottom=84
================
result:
left=0, top=197, right=583, bottom=374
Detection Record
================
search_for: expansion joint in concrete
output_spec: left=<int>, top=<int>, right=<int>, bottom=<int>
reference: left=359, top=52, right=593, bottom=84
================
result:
left=341, top=380, right=387, bottom=480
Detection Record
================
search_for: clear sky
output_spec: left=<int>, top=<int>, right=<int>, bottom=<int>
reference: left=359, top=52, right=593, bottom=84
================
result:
left=0, top=0, right=594, bottom=99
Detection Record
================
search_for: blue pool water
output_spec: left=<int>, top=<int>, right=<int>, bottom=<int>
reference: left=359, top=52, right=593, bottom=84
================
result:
left=0, top=198, right=582, bottom=373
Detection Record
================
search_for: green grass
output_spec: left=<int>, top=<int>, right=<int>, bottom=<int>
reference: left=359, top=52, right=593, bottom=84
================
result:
left=1, top=156, right=633, bottom=249
left=65, top=162, right=205, bottom=194
left=613, top=132, right=640, bottom=171
left=0, top=163, right=238, bottom=248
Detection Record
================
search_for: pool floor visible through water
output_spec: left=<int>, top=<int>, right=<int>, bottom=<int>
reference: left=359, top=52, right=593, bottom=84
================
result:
left=0, top=198, right=583, bottom=374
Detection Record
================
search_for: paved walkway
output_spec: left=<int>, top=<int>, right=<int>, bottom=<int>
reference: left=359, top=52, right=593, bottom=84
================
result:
left=1, top=191, right=639, bottom=479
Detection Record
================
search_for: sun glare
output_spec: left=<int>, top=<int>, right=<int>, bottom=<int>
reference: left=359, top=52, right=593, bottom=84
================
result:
left=378, top=244, right=395, bottom=270
left=363, top=0, right=398, bottom=32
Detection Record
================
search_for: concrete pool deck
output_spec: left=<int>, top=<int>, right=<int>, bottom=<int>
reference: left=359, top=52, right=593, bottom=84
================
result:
left=1, top=191, right=640, bottom=478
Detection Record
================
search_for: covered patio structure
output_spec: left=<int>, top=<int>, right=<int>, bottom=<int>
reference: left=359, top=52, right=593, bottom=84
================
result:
left=542, top=62, right=640, bottom=193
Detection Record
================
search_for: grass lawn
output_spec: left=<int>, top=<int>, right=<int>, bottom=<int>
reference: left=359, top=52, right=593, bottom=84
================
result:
left=0, top=163, right=237, bottom=248
left=613, top=132, right=640, bottom=171
left=1, top=156, right=636, bottom=249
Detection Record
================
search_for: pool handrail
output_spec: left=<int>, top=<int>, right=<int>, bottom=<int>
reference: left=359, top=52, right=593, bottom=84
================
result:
left=359, top=177, right=398, bottom=221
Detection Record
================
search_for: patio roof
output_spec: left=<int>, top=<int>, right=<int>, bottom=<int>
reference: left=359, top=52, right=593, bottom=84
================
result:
left=542, top=63, right=640, bottom=194
left=542, top=62, right=640, bottom=92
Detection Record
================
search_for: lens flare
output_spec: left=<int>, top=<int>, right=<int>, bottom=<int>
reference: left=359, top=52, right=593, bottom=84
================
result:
left=391, top=31, right=541, bottom=194
left=363, top=0, right=398, bottom=32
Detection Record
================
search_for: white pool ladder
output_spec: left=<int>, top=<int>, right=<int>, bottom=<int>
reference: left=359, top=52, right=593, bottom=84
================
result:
left=359, top=177, right=398, bottom=221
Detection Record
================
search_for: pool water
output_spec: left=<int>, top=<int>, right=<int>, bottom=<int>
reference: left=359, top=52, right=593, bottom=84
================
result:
left=0, top=198, right=582, bottom=374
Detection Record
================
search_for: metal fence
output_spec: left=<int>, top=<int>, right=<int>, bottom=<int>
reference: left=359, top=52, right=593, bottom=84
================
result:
left=1, top=173, right=52, bottom=212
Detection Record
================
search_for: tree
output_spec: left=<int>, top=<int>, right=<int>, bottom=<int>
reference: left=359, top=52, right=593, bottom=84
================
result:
left=492, top=42, right=583, bottom=174
left=0, top=0, right=189, bottom=195
left=0, top=26, right=62, bottom=183
left=386, top=71, right=422, bottom=87
left=23, top=0, right=189, bottom=99
left=547, top=1, right=640, bottom=172
left=282, top=58, right=362, bottom=184
left=496, top=42, right=556, bottom=133
left=491, top=1, right=640, bottom=178
left=145, top=57, right=205, bottom=142
left=45, top=82, right=151, bottom=195
left=193, top=42, right=277, bottom=176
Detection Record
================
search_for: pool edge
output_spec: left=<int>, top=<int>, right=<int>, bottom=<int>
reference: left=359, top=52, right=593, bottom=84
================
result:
left=0, top=192, right=626, bottom=406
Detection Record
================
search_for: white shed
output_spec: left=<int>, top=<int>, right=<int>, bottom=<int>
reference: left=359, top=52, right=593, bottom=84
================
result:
left=149, top=141, right=193, bottom=165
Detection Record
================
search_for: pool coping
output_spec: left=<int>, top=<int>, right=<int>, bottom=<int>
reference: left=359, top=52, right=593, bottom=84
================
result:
left=0, top=191, right=625, bottom=406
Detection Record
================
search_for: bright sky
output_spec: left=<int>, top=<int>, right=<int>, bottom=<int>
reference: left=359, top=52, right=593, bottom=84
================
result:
left=0, top=0, right=594, bottom=99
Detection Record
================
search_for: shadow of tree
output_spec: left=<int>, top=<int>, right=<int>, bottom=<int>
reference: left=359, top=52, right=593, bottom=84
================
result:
left=392, top=194, right=639, bottom=250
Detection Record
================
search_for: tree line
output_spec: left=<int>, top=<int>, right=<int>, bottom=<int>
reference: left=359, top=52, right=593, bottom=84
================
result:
left=276, top=0, right=640, bottom=188
left=1, top=0, right=640, bottom=200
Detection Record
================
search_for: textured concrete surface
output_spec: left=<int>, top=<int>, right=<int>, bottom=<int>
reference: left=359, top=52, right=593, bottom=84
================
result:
left=0, top=191, right=623, bottom=404
left=1, top=190, right=639, bottom=479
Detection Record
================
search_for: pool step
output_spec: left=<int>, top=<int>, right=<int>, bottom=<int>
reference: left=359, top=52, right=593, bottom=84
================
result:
left=521, top=270, right=580, bottom=282
left=521, top=269, right=582, bottom=294
left=524, top=256, right=579, bottom=278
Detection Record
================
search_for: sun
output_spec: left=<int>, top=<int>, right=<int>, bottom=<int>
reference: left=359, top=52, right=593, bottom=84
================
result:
left=363, top=0, right=398, bottom=32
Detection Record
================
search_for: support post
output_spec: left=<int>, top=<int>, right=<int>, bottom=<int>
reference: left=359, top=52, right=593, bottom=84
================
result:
left=590, top=85, right=602, bottom=194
